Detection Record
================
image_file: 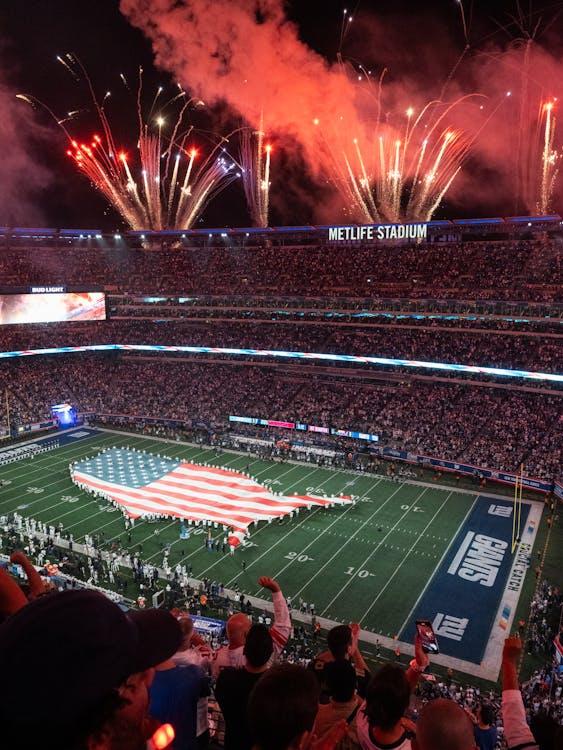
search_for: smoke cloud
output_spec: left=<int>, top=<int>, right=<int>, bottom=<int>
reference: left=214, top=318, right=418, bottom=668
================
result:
left=121, top=0, right=562, bottom=220
left=0, top=61, right=51, bottom=225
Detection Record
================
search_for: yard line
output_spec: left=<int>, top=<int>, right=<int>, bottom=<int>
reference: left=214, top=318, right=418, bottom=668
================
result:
left=255, top=476, right=386, bottom=595
left=291, top=482, right=418, bottom=606
left=200, top=464, right=333, bottom=583
left=359, top=491, right=453, bottom=624
left=396, top=493, right=479, bottom=637
left=318, top=487, right=430, bottom=616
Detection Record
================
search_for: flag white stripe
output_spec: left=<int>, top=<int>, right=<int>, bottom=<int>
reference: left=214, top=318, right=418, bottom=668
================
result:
left=175, top=464, right=265, bottom=487
left=75, top=474, right=251, bottom=530
left=74, top=471, right=282, bottom=522
left=160, top=472, right=298, bottom=503
left=151, top=479, right=304, bottom=512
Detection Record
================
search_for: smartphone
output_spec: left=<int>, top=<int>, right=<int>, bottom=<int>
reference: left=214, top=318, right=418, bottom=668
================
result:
left=416, top=619, right=440, bottom=654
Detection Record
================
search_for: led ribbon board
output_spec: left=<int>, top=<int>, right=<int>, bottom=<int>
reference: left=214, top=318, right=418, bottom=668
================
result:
left=0, top=344, right=561, bottom=383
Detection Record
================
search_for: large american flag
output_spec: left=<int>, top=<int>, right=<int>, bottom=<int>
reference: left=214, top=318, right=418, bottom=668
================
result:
left=71, top=448, right=351, bottom=533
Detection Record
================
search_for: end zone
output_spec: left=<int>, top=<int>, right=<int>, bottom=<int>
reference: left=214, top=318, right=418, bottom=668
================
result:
left=396, top=495, right=543, bottom=681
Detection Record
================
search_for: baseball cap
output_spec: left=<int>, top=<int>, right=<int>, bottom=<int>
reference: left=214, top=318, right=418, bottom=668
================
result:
left=0, top=589, right=182, bottom=728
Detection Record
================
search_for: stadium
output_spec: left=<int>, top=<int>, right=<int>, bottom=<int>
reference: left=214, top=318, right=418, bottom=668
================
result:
left=0, top=2, right=562, bottom=750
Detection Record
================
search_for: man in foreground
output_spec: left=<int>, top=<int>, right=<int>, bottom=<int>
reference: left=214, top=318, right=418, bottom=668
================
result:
left=0, top=589, right=182, bottom=750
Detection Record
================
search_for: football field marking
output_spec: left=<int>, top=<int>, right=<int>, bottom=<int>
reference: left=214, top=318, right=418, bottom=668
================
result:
left=396, top=494, right=479, bottom=637
left=358, top=491, right=452, bottom=624
left=219, top=467, right=368, bottom=587
left=264, top=477, right=401, bottom=597
left=316, top=487, right=430, bottom=615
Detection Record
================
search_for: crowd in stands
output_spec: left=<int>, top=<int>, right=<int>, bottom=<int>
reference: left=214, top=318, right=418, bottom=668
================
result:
left=0, top=239, right=561, bottom=300
left=525, top=582, right=563, bottom=658
left=2, top=225, right=562, bottom=750
left=1, top=357, right=561, bottom=481
left=0, top=317, right=560, bottom=374
left=0, top=535, right=561, bottom=750
left=108, top=296, right=563, bottom=334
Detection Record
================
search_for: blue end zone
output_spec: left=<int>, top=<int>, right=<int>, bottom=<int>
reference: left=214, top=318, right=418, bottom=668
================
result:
left=401, top=496, right=530, bottom=664
left=0, top=427, right=101, bottom=455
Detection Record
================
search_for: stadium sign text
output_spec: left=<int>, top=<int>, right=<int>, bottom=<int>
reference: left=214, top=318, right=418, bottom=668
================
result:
left=30, top=286, right=65, bottom=293
left=328, top=223, right=427, bottom=242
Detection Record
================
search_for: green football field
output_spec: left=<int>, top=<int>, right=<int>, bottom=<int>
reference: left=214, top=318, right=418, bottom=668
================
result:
left=0, top=427, right=545, bottom=680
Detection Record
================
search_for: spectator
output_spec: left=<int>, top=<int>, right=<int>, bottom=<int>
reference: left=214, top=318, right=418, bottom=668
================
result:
left=413, top=698, right=477, bottom=750
left=471, top=704, right=498, bottom=750
left=173, top=616, right=213, bottom=668
left=149, top=652, right=209, bottom=750
left=314, top=660, right=362, bottom=749
left=212, top=576, right=290, bottom=678
left=310, top=623, right=371, bottom=701
left=0, top=589, right=182, bottom=750
left=248, top=663, right=332, bottom=750
left=171, top=617, right=213, bottom=749
left=215, top=624, right=274, bottom=750
left=356, top=664, right=414, bottom=750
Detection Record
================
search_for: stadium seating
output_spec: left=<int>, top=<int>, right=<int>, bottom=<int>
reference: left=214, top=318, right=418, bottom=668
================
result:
left=0, top=235, right=562, bottom=749
left=0, top=533, right=561, bottom=749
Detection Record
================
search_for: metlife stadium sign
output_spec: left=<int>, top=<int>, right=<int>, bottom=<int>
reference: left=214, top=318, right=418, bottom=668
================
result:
left=328, top=223, right=428, bottom=242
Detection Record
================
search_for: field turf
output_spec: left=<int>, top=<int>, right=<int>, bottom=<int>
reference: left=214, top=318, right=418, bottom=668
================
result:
left=0, top=427, right=547, bottom=680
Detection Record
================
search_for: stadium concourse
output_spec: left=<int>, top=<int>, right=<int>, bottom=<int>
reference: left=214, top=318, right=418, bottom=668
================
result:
left=0, top=233, right=562, bottom=750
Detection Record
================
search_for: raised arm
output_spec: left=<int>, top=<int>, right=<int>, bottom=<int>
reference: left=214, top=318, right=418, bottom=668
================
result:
left=501, top=636, right=538, bottom=750
left=405, top=634, right=430, bottom=691
left=10, top=551, right=46, bottom=599
left=258, top=576, right=291, bottom=655
left=349, top=622, right=369, bottom=676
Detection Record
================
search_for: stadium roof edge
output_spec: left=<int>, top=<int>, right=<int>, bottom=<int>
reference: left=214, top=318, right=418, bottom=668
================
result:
left=1, top=214, right=561, bottom=241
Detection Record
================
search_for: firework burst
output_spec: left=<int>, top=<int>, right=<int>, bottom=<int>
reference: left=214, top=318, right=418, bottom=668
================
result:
left=314, top=92, right=480, bottom=224
left=18, top=55, right=240, bottom=231
left=238, top=117, right=272, bottom=227
left=537, top=100, right=560, bottom=214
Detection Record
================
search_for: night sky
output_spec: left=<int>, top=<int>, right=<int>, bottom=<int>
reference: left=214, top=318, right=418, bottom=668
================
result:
left=0, top=0, right=559, bottom=229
